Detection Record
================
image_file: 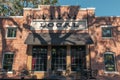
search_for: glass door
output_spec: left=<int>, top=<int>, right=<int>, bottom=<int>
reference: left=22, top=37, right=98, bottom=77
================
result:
left=51, top=46, right=67, bottom=71
left=71, top=46, right=86, bottom=71
left=32, top=46, right=48, bottom=71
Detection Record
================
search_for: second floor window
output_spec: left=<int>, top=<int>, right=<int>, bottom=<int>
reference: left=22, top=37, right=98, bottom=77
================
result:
left=102, top=27, right=112, bottom=38
left=7, top=27, right=17, bottom=38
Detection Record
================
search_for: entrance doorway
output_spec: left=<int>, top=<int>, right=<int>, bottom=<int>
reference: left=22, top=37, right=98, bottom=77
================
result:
left=71, top=46, right=86, bottom=71
left=51, top=46, right=67, bottom=71
left=31, top=45, right=86, bottom=72
left=51, top=45, right=86, bottom=71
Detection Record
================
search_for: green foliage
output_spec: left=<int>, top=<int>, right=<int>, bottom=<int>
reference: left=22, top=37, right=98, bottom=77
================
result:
left=51, top=0, right=58, bottom=5
left=0, top=4, right=10, bottom=16
left=44, top=0, right=51, bottom=5
left=0, top=0, right=59, bottom=16
left=40, top=0, right=58, bottom=5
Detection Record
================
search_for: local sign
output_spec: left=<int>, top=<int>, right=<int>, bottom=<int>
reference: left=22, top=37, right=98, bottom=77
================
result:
left=30, top=20, right=87, bottom=30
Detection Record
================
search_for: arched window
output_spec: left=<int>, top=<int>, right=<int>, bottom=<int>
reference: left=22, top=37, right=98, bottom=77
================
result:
left=2, top=52, right=14, bottom=72
left=104, top=52, right=116, bottom=72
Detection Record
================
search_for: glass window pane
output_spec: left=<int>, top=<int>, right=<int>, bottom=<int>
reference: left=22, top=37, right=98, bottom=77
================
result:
left=7, top=28, right=17, bottom=38
left=104, top=52, right=116, bottom=71
left=3, top=53, right=14, bottom=71
left=51, top=46, right=67, bottom=71
left=32, top=46, right=48, bottom=71
left=102, top=27, right=112, bottom=37
left=71, top=46, right=86, bottom=71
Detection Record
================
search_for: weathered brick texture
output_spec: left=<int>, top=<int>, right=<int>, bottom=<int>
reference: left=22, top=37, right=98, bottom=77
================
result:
left=0, top=5, right=120, bottom=79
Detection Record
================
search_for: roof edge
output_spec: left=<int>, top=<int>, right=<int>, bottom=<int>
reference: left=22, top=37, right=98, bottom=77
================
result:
left=95, top=16, right=120, bottom=18
left=0, top=16, right=23, bottom=18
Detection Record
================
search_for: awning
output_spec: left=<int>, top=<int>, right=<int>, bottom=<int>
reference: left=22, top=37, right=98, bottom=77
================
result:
left=24, top=33, right=93, bottom=45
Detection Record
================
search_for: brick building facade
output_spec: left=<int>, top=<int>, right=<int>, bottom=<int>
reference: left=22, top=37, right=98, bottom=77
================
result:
left=0, top=5, right=120, bottom=79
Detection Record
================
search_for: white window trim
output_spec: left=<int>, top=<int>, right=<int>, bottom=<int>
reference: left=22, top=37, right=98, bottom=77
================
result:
left=104, top=52, right=117, bottom=73
left=5, top=25, right=18, bottom=28
left=32, top=46, right=48, bottom=71
left=104, top=71, right=119, bottom=74
left=101, top=25, right=113, bottom=38
left=51, top=46, right=67, bottom=71
left=2, top=52, right=14, bottom=73
left=6, top=27, right=17, bottom=39
left=101, top=25, right=112, bottom=28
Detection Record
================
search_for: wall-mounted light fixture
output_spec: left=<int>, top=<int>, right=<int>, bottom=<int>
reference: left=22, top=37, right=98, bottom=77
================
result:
left=27, top=14, right=34, bottom=19
left=67, top=13, right=71, bottom=19
left=50, top=15, right=53, bottom=20
left=42, top=14, right=46, bottom=20
left=57, top=14, right=62, bottom=20
left=72, top=14, right=76, bottom=19
left=26, top=14, right=32, bottom=20
left=29, top=14, right=33, bottom=19
left=26, top=14, right=30, bottom=18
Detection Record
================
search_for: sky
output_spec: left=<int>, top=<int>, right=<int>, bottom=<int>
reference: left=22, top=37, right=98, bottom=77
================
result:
left=59, top=0, right=120, bottom=16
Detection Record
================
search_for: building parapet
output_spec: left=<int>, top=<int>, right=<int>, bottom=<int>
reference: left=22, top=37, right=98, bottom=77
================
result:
left=95, top=16, right=120, bottom=18
left=0, top=16, right=23, bottom=18
left=80, top=8, right=95, bottom=10
left=23, top=8, right=41, bottom=10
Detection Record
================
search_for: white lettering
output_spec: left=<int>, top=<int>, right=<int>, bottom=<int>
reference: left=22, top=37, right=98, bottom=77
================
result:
left=30, top=20, right=87, bottom=30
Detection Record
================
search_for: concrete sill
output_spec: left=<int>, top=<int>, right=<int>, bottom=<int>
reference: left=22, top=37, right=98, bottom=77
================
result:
left=104, top=71, right=119, bottom=74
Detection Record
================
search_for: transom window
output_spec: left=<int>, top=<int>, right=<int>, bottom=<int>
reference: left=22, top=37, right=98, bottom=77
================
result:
left=32, top=46, right=48, bottom=71
left=51, top=46, right=67, bottom=71
left=2, top=52, right=14, bottom=71
left=71, top=46, right=86, bottom=71
left=102, top=26, right=112, bottom=38
left=104, top=52, right=116, bottom=72
left=7, top=27, right=17, bottom=38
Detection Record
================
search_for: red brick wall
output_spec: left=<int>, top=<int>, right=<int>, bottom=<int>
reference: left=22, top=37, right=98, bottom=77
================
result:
left=0, top=17, right=29, bottom=70
left=0, top=5, right=120, bottom=79
left=88, top=17, right=120, bottom=79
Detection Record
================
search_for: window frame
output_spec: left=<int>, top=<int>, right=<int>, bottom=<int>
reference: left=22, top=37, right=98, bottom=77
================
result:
left=104, top=52, right=117, bottom=73
left=32, top=46, right=48, bottom=72
left=101, top=25, right=113, bottom=38
left=6, top=26, right=17, bottom=39
left=70, top=45, right=86, bottom=72
left=2, top=52, right=14, bottom=73
left=51, top=46, right=67, bottom=71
